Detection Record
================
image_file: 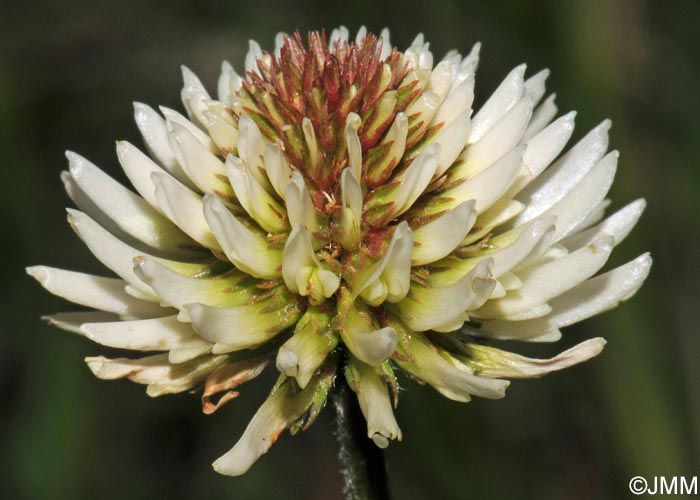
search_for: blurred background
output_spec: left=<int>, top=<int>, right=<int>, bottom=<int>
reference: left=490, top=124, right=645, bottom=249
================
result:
left=0, top=0, right=698, bottom=499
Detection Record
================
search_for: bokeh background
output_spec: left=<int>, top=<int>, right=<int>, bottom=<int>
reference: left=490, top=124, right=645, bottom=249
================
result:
left=1, top=1, right=698, bottom=499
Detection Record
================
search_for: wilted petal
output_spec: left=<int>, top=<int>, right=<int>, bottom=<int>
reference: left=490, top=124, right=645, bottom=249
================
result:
left=465, top=338, right=606, bottom=378
left=202, top=356, right=270, bottom=414
left=212, top=371, right=332, bottom=476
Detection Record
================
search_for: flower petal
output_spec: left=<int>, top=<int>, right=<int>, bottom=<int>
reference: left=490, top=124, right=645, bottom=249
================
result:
left=186, top=287, right=302, bottom=352
left=393, top=330, right=509, bottom=402
left=393, top=259, right=495, bottom=332
left=469, top=64, right=525, bottom=143
left=66, top=209, right=158, bottom=300
left=515, top=120, right=611, bottom=224
left=225, top=155, right=288, bottom=233
left=152, top=172, right=222, bottom=251
left=412, top=201, right=476, bottom=265
left=475, top=236, right=615, bottom=318
left=81, top=315, right=209, bottom=351
left=347, top=357, right=402, bottom=448
left=202, top=195, right=282, bottom=279
left=562, top=199, right=646, bottom=251
left=282, top=225, right=339, bottom=303
left=465, top=338, right=606, bottom=378
left=27, top=266, right=165, bottom=319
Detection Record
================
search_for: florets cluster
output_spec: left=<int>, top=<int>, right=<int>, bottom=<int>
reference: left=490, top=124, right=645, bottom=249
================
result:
left=29, top=27, right=650, bottom=475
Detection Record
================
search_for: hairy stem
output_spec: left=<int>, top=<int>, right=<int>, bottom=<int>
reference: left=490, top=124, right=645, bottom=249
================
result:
left=331, top=372, right=391, bottom=500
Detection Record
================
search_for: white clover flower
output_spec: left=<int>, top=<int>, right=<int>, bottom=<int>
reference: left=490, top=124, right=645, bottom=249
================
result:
left=28, top=27, right=651, bottom=476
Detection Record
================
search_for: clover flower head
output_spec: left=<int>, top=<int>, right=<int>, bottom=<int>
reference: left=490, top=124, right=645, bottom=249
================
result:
left=28, top=26, right=651, bottom=476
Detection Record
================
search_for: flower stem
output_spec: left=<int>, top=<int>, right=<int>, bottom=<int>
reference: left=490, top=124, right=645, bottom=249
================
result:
left=331, top=371, right=391, bottom=500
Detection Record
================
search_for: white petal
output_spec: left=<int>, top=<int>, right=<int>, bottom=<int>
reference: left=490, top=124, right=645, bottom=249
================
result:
left=42, top=311, right=120, bottom=334
left=536, top=151, right=618, bottom=242
left=66, top=209, right=158, bottom=300
left=412, top=201, right=476, bottom=265
left=81, top=315, right=209, bottom=351
left=217, top=61, right=242, bottom=103
left=133, top=102, right=191, bottom=184
left=61, top=170, right=126, bottom=242
left=469, top=64, right=526, bottom=143
left=330, top=26, right=349, bottom=46
left=351, top=359, right=402, bottom=448
left=212, top=378, right=320, bottom=476
left=134, top=256, right=256, bottom=314
left=358, top=222, right=413, bottom=305
left=476, top=236, right=614, bottom=317
left=282, top=225, right=339, bottom=302
left=523, top=68, right=549, bottom=106
left=562, top=199, right=646, bottom=251
left=432, top=78, right=475, bottom=129
left=27, top=266, right=165, bottom=319
left=225, top=155, right=288, bottom=233
left=427, top=60, right=453, bottom=105
left=202, top=195, right=282, bottom=279
left=339, top=168, right=363, bottom=250
left=341, top=300, right=398, bottom=365
left=116, top=141, right=169, bottom=213
left=462, top=199, right=525, bottom=245
left=523, top=111, right=576, bottom=171
left=379, top=28, right=392, bottom=60
left=167, top=121, right=231, bottom=196
left=521, top=94, right=558, bottom=142
left=482, top=216, right=557, bottom=277
left=460, top=96, right=532, bottom=177
left=432, top=110, right=471, bottom=177
left=85, top=353, right=221, bottom=396
left=345, top=113, right=363, bottom=180
left=515, top=120, right=611, bottom=224
left=245, top=40, right=263, bottom=75
left=186, top=288, right=300, bottom=351
left=66, top=152, right=194, bottom=256
left=152, top=172, right=222, bottom=251
left=395, top=331, right=509, bottom=402
left=181, top=65, right=208, bottom=95
left=237, top=115, right=273, bottom=191
left=394, top=260, right=495, bottom=332
left=285, top=172, right=319, bottom=233
left=546, top=252, right=652, bottom=328
left=161, top=106, right=217, bottom=153
left=446, top=146, right=524, bottom=213
left=380, top=144, right=439, bottom=217
left=264, top=143, right=293, bottom=200
left=276, top=308, right=337, bottom=389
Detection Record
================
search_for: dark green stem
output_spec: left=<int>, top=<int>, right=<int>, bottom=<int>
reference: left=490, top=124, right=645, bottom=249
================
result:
left=331, top=373, right=391, bottom=500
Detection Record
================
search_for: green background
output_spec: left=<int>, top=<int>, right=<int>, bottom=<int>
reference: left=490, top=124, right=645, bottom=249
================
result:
left=1, top=1, right=698, bottom=499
